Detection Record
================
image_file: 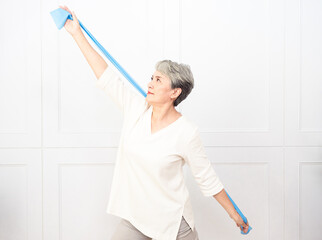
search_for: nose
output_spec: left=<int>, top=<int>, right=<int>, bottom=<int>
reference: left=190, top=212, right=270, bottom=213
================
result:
left=147, top=81, right=154, bottom=90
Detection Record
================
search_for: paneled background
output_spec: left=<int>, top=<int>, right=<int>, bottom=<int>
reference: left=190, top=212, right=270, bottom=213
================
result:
left=0, top=0, right=321, bottom=239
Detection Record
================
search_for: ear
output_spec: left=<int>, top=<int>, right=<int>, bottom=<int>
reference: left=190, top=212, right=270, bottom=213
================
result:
left=171, top=88, right=182, bottom=99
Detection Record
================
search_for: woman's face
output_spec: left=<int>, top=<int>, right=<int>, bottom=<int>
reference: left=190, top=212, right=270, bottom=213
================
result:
left=146, top=70, right=181, bottom=106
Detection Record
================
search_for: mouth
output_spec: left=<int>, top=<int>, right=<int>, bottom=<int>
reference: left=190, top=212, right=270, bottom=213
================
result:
left=147, top=91, right=154, bottom=95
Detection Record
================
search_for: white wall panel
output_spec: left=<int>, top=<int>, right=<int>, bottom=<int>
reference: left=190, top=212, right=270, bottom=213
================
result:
left=180, top=0, right=284, bottom=147
left=0, top=150, right=42, bottom=240
left=285, top=148, right=322, bottom=240
left=0, top=0, right=41, bottom=147
left=285, top=0, right=322, bottom=146
left=43, top=148, right=118, bottom=240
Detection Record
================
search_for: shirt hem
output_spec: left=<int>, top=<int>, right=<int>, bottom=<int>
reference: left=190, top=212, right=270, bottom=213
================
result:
left=106, top=208, right=158, bottom=239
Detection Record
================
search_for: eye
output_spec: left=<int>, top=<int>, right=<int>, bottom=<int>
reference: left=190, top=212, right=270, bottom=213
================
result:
left=151, top=76, right=161, bottom=82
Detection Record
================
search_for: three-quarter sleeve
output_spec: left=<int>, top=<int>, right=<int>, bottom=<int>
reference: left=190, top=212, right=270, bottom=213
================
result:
left=95, top=66, right=147, bottom=119
left=184, top=127, right=224, bottom=197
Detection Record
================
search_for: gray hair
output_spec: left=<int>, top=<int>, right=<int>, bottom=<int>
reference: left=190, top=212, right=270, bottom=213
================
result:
left=155, top=60, right=194, bottom=107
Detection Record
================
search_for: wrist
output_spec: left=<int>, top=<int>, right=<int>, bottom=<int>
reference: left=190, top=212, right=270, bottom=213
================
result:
left=229, top=211, right=239, bottom=220
left=72, top=30, right=84, bottom=40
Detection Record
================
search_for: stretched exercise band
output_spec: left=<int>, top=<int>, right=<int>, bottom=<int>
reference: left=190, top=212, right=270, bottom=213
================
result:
left=50, top=7, right=252, bottom=235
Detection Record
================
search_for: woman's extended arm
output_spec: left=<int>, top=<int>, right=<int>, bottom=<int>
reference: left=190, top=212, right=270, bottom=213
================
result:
left=213, top=189, right=250, bottom=234
left=183, top=128, right=250, bottom=233
left=60, top=5, right=108, bottom=79
left=73, top=31, right=107, bottom=79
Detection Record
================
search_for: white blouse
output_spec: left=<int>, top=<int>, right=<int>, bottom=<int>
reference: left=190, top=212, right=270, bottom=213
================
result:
left=95, top=66, right=224, bottom=240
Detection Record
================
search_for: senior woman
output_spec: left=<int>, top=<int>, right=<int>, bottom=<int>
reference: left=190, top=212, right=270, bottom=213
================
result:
left=60, top=5, right=250, bottom=240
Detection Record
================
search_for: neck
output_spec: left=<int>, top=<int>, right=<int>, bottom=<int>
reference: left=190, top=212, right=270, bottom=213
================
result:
left=151, top=103, right=178, bottom=122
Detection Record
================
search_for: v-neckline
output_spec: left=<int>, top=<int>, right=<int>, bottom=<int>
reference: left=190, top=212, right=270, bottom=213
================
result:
left=148, top=106, right=183, bottom=136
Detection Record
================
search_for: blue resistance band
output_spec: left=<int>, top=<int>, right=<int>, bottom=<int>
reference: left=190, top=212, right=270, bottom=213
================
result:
left=50, top=7, right=252, bottom=235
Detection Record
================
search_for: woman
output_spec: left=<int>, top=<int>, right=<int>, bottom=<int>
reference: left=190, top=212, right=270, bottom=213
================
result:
left=60, top=5, right=250, bottom=240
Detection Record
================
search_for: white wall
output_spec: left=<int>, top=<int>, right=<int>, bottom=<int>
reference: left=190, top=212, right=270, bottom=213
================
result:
left=0, top=0, right=321, bottom=239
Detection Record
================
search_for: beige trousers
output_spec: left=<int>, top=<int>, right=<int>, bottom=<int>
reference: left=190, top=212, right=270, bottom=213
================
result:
left=110, top=216, right=199, bottom=240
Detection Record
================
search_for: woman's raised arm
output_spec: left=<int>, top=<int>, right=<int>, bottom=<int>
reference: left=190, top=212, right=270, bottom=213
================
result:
left=60, top=5, right=108, bottom=79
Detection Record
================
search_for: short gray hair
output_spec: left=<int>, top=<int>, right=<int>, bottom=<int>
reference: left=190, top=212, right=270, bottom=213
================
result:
left=155, top=60, right=194, bottom=107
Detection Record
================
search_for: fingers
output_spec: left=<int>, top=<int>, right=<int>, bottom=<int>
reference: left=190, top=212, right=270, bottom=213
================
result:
left=71, top=11, right=78, bottom=21
left=235, top=217, right=250, bottom=233
left=65, top=6, right=72, bottom=13
left=59, top=5, right=67, bottom=11
left=60, top=5, right=77, bottom=22
left=236, top=221, right=249, bottom=233
left=65, top=5, right=72, bottom=13
left=59, top=5, right=72, bottom=15
left=241, top=224, right=249, bottom=233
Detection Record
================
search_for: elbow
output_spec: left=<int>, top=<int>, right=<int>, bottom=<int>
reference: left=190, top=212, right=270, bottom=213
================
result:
left=213, top=188, right=225, bottom=198
left=96, top=64, right=108, bottom=79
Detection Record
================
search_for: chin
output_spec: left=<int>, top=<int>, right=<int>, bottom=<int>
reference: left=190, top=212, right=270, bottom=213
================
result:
left=145, top=98, right=153, bottom=105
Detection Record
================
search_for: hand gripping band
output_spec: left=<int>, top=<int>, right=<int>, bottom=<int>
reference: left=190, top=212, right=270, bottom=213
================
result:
left=225, top=190, right=252, bottom=234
